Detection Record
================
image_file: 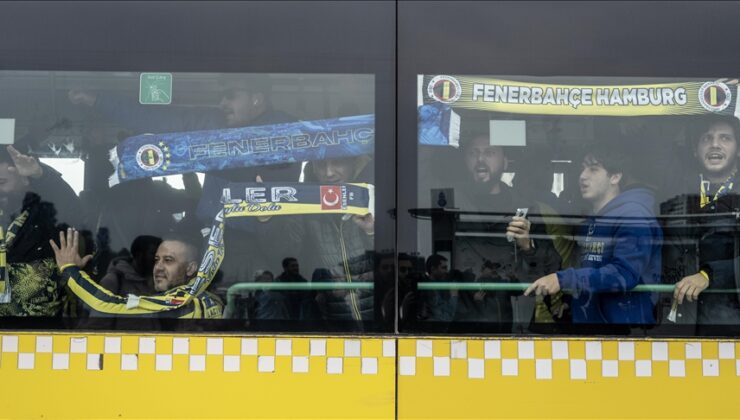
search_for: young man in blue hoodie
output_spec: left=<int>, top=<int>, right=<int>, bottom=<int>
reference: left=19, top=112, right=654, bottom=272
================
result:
left=524, top=146, right=662, bottom=324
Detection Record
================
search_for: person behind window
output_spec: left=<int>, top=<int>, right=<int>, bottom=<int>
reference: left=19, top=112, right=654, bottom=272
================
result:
left=99, top=235, right=162, bottom=297
left=53, top=229, right=223, bottom=319
left=310, top=156, right=374, bottom=325
left=95, top=176, right=200, bottom=257
left=672, top=116, right=740, bottom=325
left=379, top=252, right=417, bottom=323
left=76, top=235, right=162, bottom=329
left=69, top=75, right=303, bottom=293
left=68, top=75, right=300, bottom=189
left=397, top=254, right=415, bottom=290
left=416, top=254, right=458, bottom=322
left=261, top=155, right=374, bottom=328
left=275, top=257, right=310, bottom=319
left=253, top=269, right=291, bottom=321
left=0, top=145, right=81, bottom=317
left=452, top=134, right=560, bottom=329
left=511, top=145, right=574, bottom=329
left=0, top=145, right=83, bottom=230
left=375, top=252, right=395, bottom=323
left=525, top=145, right=662, bottom=325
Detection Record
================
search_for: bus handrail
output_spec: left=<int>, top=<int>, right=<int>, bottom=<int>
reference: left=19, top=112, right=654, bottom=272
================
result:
left=223, top=281, right=739, bottom=316
left=417, top=282, right=740, bottom=293
left=224, top=282, right=374, bottom=316
left=224, top=281, right=740, bottom=294
left=227, top=282, right=374, bottom=293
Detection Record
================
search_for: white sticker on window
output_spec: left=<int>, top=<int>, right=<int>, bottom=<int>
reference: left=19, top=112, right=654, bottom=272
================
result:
left=489, top=120, right=526, bottom=146
left=0, top=119, right=14, bottom=145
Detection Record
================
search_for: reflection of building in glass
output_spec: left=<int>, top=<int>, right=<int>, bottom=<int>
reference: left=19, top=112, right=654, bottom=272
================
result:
left=660, top=194, right=692, bottom=225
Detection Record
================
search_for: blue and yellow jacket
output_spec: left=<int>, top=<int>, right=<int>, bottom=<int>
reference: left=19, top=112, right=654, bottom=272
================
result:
left=61, top=264, right=223, bottom=319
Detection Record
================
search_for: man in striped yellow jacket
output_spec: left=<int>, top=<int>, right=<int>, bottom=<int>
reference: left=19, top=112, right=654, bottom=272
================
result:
left=51, top=228, right=222, bottom=319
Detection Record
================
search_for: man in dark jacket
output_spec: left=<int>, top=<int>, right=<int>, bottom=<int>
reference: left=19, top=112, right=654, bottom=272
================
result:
left=99, top=235, right=162, bottom=296
left=252, top=270, right=290, bottom=320
left=304, top=156, right=374, bottom=324
left=525, top=147, right=662, bottom=324
left=263, top=155, right=375, bottom=327
left=672, top=116, right=740, bottom=325
left=452, top=134, right=561, bottom=329
left=274, top=257, right=310, bottom=319
left=77, top=235, right=162, bottom=329
left=0, top=145, right=81, bottom=317
left=417, top=254, right=458, bottom=322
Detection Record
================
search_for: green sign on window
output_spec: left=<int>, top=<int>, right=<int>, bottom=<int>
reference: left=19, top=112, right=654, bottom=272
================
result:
left=139, top=73, right=172, bottom=105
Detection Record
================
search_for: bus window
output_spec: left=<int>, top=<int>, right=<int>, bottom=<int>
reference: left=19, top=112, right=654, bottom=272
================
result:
left=405, top=73, right=740, bottom=336
left=397, top=1, right=740, bottom=338
left=0, top=70, right=391, bottom=332
left=0, top=0, right=396, bottom=333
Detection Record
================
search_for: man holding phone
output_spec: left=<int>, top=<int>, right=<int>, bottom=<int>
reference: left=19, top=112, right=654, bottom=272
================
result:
left=461, top=134, right=533, bottom=251
left=452, top=134, right=561, bottom=328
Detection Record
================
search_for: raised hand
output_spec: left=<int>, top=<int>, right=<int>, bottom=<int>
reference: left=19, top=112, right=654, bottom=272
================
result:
left=7, top=145, right=42, bottom=178
left=352, top=213, right=374, bottom=235
left=49, top=228, right=93, bottom=269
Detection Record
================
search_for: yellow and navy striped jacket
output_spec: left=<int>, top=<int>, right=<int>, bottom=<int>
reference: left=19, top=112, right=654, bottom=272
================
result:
left=60, top=264, right=223, bottom=319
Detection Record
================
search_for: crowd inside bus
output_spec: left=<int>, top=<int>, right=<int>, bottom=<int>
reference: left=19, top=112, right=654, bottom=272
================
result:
left=0, top=72, right=738, bottom=335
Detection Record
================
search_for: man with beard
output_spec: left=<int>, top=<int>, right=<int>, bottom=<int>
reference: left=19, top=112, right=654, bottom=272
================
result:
left=53, top=229, right=223, bottom=319
left=452, top=134, right=560, bottom=330
left=671, top=116, right=740, bottom=326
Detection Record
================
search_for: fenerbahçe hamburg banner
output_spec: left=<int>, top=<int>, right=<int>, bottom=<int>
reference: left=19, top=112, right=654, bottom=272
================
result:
left=418, top=74, right=740, bottom=146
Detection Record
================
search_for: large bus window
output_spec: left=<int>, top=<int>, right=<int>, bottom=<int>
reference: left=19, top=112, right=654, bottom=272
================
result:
left=0, top=1, right=395, bottom=333
left=397, top=1, right=740, bottom=337
left=0, top=70, right=382, bottom=331
left=405, top=73, right=740, bottom=335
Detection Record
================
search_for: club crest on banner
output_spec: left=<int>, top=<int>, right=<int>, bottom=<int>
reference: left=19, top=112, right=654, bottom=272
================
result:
left=135, top=142, right=171, bottom=171
left=698, top=81, right=732, bottom=112
left=427, top=75, right=462, bottom=104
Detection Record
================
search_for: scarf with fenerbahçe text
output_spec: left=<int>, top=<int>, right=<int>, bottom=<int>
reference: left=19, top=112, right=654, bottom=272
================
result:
left=108, top=114, right=375, bottom=186
left=222, top=182, right=374, bottom=218
left=62, top=181, right=374, bottom=318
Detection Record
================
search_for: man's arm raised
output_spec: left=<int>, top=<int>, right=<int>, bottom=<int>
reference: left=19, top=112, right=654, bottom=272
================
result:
left=49, top=228, right=92, bottom=270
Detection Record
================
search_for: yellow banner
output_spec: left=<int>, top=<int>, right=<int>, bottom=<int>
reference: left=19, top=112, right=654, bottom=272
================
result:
left=222, top=182, right=373, bottom=218
left=421, top=75, right=739, bottom=117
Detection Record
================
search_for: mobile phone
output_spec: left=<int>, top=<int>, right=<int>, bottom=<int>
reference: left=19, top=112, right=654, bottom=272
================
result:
left=507, top=208, right=529, bottom=242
